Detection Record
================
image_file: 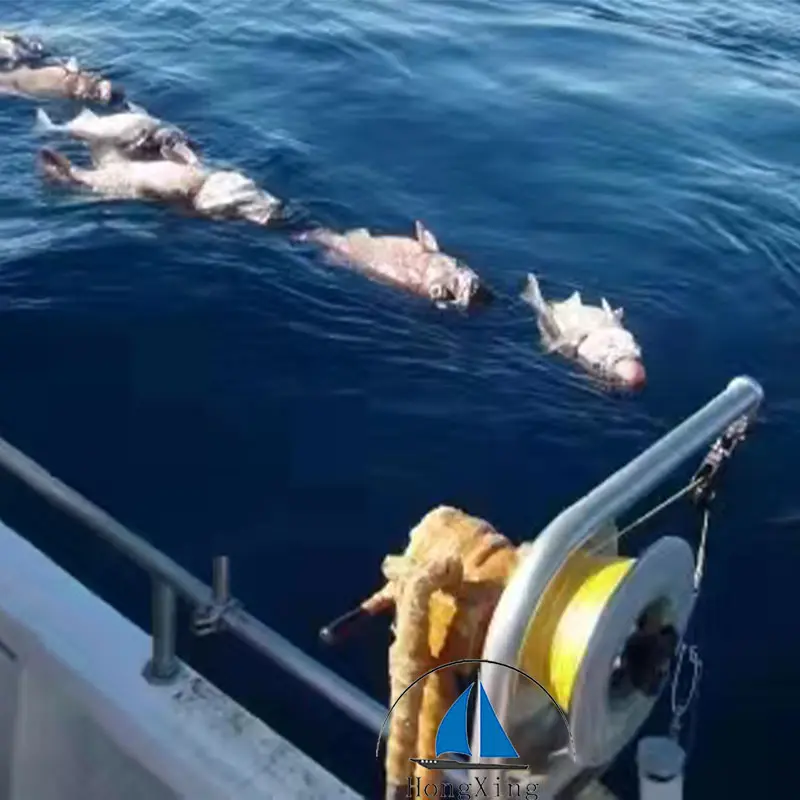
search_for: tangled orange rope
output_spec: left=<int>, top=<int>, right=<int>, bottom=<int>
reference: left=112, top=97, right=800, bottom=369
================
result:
left=341, top=506, right=521, bottom=799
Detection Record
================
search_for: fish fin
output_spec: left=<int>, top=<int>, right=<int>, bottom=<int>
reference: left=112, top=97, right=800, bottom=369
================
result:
left=64, top=56, right=79, bottom=73
left=601, top=297, right=612, bottom=316
left=520, top=273, right=547, bottom=310
left=33, top=107, right=58, bottom=134
left=523, top=274, right=567, bottom=341
left=600, top=297, right=624, bottom=322
left=297, top=227, right=337, bottom=247
left=565, top=291, right=582, bottom=307
left=125, top=100, right=149, bottom=116
left=73, top=107, right=99, bottom=124
left=414, top=220, right=439, bottom=252
left=292, top=228, right=328, bottom=244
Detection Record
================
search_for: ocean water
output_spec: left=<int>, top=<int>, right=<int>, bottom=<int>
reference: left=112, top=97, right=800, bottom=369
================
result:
left=0, top=0, right=797, bottom=796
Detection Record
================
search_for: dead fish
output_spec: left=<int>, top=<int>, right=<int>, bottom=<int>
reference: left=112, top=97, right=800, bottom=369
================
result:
left=34, top=102, right=200, bottom=165
left=0, top=57, right=121, bottom=103
left=297, top=220, right=493, bottom=310
left=38, top=146, right=206, bottom=203
left=192, top=169, right=282, bottom=225
left=0, top=30, right=46, bottom=67
left=37, top=147, right=282, bottom=226
left=521, top=273, right=646, bottom=388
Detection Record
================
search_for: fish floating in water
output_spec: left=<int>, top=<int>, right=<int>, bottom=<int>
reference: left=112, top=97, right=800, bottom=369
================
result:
left=191, top=169, right=283, bottom=226
left=0, top=30, right=46, bottom=67
left=7, top=24, right=656, bottom=390
left=38, top=146, right=205, bottom=201
left=0, top=57, right=121, bottom=104
left=520, top=273, right=646, bottom=388
left=34, top=102, right=201, bottom=166
left=38, top=146, right=282, bottom=226
left=297, top=221, right=494, bottom=311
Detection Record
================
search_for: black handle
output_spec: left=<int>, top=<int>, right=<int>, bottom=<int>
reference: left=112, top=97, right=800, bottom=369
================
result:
left=319, top=606, right=373, bottom=646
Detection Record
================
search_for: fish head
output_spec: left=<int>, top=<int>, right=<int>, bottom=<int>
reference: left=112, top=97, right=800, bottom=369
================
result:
left=2, top=33, right=45, bottom=62
left=26, top=37, right=45, bottom=56
left=73, top=72, right=119, bottom=105
left=425, top=255, right=493, bottom=311
left=580, top=327, right=646, bottom=389
left=150, top=126, right=202, bottom=166
left=192, top=170, right=281, bottom=224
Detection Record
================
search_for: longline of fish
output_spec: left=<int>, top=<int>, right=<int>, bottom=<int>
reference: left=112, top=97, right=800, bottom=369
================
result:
left=0, top=29, right=646, bottom=389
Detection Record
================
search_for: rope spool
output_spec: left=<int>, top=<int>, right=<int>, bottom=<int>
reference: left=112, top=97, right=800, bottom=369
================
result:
left=516, top=536, right=696, bottom=767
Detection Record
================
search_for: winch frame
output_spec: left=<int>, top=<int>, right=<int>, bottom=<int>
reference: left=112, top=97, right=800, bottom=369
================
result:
left=474, top=375, right=763, bottom=798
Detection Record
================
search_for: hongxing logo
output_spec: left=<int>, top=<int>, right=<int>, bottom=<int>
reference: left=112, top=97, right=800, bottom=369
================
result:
left=406, top=774, right=539, bottom=800
left=376, top=658, right=574, bottom=800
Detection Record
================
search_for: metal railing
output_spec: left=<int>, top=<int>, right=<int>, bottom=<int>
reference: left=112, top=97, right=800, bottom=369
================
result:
left=0, top=375, right=764, bottom=759
left=0, top=434, right=387, bottom=734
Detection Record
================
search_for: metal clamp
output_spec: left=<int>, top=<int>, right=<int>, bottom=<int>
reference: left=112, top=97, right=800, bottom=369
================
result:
left=689, top=415, right=751, bottom=511
left=191, top=555, right=240, bottom=636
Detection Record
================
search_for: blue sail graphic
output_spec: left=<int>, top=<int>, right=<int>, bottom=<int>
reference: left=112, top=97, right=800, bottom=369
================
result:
left=477, top=682, right=519, bottom=759
left=435, top=683, right=473, bottom=758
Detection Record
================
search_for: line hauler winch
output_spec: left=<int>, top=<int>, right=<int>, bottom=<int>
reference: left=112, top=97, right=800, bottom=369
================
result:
left=318, top=378, right=762, bottom=800
left=474, top=376, right=762, bottom=799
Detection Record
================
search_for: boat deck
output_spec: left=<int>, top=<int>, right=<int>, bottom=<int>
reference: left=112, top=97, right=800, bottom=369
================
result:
left=0, top=520, right=360, bottom=800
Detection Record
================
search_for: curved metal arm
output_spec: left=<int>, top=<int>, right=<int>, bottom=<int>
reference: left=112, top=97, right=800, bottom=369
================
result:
left=478, top=376, right=763, bottom=785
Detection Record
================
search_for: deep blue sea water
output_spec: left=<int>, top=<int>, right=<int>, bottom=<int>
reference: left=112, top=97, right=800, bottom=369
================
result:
left=0, top=1, right=798, bottom=797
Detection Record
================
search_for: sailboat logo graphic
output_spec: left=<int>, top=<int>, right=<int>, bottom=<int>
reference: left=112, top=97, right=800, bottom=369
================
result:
left=410, top=678, right=528, bottom=771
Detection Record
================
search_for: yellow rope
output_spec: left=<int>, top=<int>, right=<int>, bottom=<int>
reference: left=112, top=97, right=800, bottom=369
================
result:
left=519, top=550, right=634, bottom=710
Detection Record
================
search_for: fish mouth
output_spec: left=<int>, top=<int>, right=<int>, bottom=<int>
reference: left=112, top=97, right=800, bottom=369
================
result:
left=128, top=128, right=199, bottom=165
left=108, top=85, right=126, bottom=105
left=237, top=197, right=284, bottom=226
left=82, top=78, right=118, bottom=105
left=468, top=282, right=495, bottom=308
left=448, top=269, right=493, bottom=311
left=611, top=357, right=646, bottom=389
left=154, top=129, right=201, bottom=165
left=161, top=139, right=200, bottom=166
left=38, top=148, right=75, bottom=184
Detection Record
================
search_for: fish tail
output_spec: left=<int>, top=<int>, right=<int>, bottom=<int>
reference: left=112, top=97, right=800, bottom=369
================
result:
left=33, top=108, right=59, bottom=134
left=38, top=147, right=75, bottom=184
left=520, top=272, right=547, bottom=311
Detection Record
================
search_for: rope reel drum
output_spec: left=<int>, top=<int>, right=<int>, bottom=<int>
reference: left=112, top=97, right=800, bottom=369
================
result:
left=509, top=532, right=697, bottom=770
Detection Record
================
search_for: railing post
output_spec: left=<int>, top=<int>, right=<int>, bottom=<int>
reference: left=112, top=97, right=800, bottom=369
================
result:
left=212, top=555, right=230, bottom=605
left=143, top=579, right=180, bottom=684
